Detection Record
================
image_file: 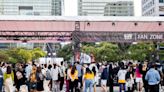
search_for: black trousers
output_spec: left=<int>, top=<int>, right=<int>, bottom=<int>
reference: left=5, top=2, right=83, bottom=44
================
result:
left=109, top=79, right=113, bottom=92
left=78, top=76, right=82, bottom=88
left=70, top=79, right=79, bottom=92
left=149, top=84, right=159, bottom=92
left=60, top=77, right=64, bottom=91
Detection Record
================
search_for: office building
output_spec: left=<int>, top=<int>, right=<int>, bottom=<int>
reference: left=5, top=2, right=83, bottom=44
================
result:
left=0, top=0, right=63, bottom=50
left=78, top=0, right=134, bottom=16
left=142, top=0, right=164, bottom=16
left=0, top=0, right=63, bottom=16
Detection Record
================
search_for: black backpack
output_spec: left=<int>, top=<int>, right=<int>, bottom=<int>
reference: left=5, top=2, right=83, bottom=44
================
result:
left=125, top=72, right=131, bottom=80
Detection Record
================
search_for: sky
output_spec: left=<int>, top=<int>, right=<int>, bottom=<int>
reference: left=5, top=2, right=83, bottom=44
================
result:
left=64, top=0, right=142, bottom=16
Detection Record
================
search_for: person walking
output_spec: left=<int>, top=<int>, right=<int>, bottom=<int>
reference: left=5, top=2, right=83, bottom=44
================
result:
left=117, top=64, right=127, bottom=92
left=69, top=65, right=78, bottom=92
left=76, top=62, right=83, bottom=89
left=25, top=62, right=32, bottom=92
left=145, top=62, right=161, bottom=92
left=101, top=64, right=108, bottom=92
left=44, top=64, right=52, bottom=92
left=60, top=61, right=66, bottom=91
left=142, top=63, right=148, bottom=92
left=29, top=65, right=37, bottom=92
left=0, top=66, right=3, bottom=92
left=135, top=63, right=143, bottom=92
left=91, top=66, right=98, bottom=92
left=36, top=66, right=44, bottom=92
left=15, top=66, right=25, bottom=91
left=83, top=68, right=94, bottom=92
left=3, top=66, right=15, bottom=92
left=66, top=64, right=72, bottom=92
left=51, top=64, right=60, bottom=92
left=108, top=64, right=114, bottom=92
left=125, top=66, right=134, bottom=92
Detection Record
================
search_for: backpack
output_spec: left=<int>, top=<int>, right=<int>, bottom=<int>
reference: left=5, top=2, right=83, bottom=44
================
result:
left=125, top=72, right=131, bottom=80
left=101, top=68, right=108, bottom=79
left=16, top=71, right=23, bottom=80
left=46, top=70, right=52, bottom=80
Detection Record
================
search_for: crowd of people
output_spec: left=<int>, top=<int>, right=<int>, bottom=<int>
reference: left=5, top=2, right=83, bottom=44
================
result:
left=0, top=60, right=163, bottom=92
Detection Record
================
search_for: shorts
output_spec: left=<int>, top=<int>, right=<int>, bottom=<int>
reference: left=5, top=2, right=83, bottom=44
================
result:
left=101, top=79, right=107, bottom=86
left=126, top=79, right=134, bottom=88
left=135, top=78, right=143, bottom=83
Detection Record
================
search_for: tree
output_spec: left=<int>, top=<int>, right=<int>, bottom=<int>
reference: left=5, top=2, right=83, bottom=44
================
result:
left=0, top=50, right=9, bottom=62
left=128, top=42, right=155, bottom=61
left=18, top=49, right=32, bottom=63
left=7, top=48, right=32, bottom=63
left=31, top=48, right=46, bottom=61
left=82, top=42, right=121, bottom=62
left=57, top=44, right=73, bottom=61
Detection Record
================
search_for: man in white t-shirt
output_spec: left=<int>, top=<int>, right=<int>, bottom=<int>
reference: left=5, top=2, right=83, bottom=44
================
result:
left=51, top=64, right=60, bottom=92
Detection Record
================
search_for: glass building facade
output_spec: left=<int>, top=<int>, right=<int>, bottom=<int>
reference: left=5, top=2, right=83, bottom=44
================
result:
left=142, top=0, right=164, bottom=16
left=0, top=0, right=62, bottom=16
left=78, top=0, right=134, bottom=16
left=0, top=0, right=63, bottom=50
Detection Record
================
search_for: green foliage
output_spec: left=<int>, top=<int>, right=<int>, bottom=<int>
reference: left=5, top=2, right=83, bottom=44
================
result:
left=82, top=42, right=156, bottom=62
left=57, top=44, right=73, bottom=61
left=128, top=42, right=155, bottom=61
left=2, top=48, right=46, bottom=63
left=82, top=42, right=121, bottom=62
left=7, top=48, right=32, bottom=63
left=31, top=48, right=46, bottom=60
left=18, top=49, right=32, bottom=63
left=0, top=50, right=9, bottom=62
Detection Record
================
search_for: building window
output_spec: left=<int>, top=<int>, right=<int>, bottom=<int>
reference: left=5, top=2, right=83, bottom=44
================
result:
left=19, top=6, right=33, bottom=10
left=159, top=14, right=164, bottom=16
left=159, top=0, right=164, bottom=3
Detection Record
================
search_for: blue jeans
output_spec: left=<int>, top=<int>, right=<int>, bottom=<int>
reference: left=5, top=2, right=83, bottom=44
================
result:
left=0, top=78, right=3, bottom=92
left=84, top=79, right=93, bottom=92
left=119, top=83, right=126, bottom=92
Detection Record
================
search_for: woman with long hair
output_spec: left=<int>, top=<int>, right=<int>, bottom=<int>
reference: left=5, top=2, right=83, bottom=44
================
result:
left=15, top=66, right=25, bottom=92
left=92, top=66, right=97, bottom=92
left=36, top=66, right=44, bottom=92
left=69, top=65, right=78, bottom=92
left=29, top=65, right=37, bottom=92
left=135, top=63, right=143, bottom=92
left=3, top=66, right=14, bottom=92
left=84, top=68, right=94, bottom=92
left=66, top=64, right=72, bottom=92
left=108, top=64, right=114, bottom=92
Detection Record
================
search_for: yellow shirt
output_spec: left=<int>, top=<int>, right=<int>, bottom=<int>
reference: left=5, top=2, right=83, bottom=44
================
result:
left=70, top=70, right=78, bottom=81
left=84, top=72, right=94, bottom=80
left=118, top=80, right=126, bottom=83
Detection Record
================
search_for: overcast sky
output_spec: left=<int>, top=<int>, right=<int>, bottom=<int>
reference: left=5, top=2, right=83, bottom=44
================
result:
left=64, top=0, right=142, bottom=16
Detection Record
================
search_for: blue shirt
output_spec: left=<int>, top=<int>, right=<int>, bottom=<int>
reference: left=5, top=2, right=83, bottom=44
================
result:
left=76, top=64, right=82, bottom=77
left=145, top=68, right=160, bottom=85
left=25, top=64, right=32, bottom=79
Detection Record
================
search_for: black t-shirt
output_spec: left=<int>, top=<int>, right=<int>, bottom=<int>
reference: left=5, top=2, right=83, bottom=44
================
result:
left=126, top=71, right=133, bottom=80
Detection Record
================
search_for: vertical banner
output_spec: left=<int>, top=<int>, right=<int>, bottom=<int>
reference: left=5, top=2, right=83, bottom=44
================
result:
left=75, top=51, right=80, bottom=62
left=91, top=53, right=95, bottom=63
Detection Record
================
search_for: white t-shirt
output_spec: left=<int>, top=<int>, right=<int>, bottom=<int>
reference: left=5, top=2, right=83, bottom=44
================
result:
left=60, top=65, right=65, bottom=77
left=42, top=68, right=48, bottom=77
left=117, top=69, right=127, bottom=81
left=51, top=67, right=60, bottom=81
left=1, top=67, right=6, bottom=74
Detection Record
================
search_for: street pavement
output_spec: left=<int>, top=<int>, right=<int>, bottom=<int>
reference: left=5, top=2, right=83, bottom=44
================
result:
left=96, top=86, right=119, bottom=92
